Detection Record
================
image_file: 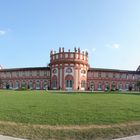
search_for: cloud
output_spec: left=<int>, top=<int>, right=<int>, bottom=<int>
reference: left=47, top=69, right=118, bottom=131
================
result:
left=112, top=44, right=120, bottom=49
left=107, top=43, right=120, bottom=49
left=92, top=48, right=96, bottom=52
left=0, top=30, right=6, bottom=36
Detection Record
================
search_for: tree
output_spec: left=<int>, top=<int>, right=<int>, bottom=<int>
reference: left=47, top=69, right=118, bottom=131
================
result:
left=136, top=81, right=140, bottom=91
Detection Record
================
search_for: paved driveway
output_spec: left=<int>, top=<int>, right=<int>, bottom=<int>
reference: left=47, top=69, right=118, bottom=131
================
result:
left=0, top=135, right=27, bottom=140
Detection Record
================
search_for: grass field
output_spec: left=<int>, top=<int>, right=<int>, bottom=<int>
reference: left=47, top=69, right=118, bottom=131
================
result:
left=0, top=90, right=140, bottom=140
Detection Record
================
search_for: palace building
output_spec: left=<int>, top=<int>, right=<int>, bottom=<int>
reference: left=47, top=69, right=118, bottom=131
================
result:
left=0, top=48, right=140, bottom=91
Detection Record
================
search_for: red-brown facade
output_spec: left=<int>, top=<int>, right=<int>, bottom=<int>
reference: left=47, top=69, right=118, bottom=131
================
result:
left=0, top=48, right=140, bottom=91
left=0, top=67, right=50, bottom=90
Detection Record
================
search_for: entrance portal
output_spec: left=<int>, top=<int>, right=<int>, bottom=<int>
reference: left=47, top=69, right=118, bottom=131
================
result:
left=65, top=75, right=73, bottom=90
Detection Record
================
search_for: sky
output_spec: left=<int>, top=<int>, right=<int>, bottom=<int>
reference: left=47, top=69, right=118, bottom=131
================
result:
left=0, top=0, right=140, bottom=70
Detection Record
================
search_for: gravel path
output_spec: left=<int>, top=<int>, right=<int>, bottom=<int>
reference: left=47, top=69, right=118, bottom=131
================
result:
left=113, top=135, right=140, bottom=140
left=0, top=135, right=140, bottom=140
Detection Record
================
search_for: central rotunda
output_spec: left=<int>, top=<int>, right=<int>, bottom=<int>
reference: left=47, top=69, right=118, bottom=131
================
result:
left=50, top=47, right=89, bottom=90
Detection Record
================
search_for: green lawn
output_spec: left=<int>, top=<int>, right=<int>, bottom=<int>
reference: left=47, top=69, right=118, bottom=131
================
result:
left=0, top=90, right=140, bottom=125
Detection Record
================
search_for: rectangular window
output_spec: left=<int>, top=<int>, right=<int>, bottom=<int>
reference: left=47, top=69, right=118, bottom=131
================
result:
left=66, top=80, right=69, bottom=87
left=22, top=72, right=25, bottom=76
left=70, top=80, right=72, bottom=87
left=70, top=54, right=74, bottom=58
left=122, top=74, right=126, bottom=79
left=125, top=83, right=129, bottom=90
left=126, top=75, right=129, bottom=79
left=9, top=72, right=12, bottom=77
left=47, top=71, right=50, bottom=76
left=106, top=73, right=108, bottom=78
left=98, top=72, right=101, bottom=77
left=37, top=71, right=40, bottom=76
left=66, top=80, right=73, bottom=88
left=53, top=80, right=57, bottom=88
left=132, top=75, right=135, bottom=80
left=81, top=80, right=86, bottom=88
left=29, top=71, right=32, bottom=76
left=53, top=56, right=55, bottom=60
left=3, top=72, right=6, bottom=78
left=113, top=73, right=115, bottom=78
left=44, top=71, right=47, bottom=76
left=6, top=72, right=9, bottom=78
left=98, top=83, right=102, bottom=90
left=119, top=84, right=122, bottom=90
left=65, top=54, right=68, bottom=58
left=56, top=55, right=58, bottom=59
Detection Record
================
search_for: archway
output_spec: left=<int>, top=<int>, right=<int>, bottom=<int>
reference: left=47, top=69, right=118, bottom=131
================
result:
left=65, top=75, right=73, bottom=90
left=43, top=80, right=48, bottom=90
left=52, top=75, right=57, bottom=89
left=29, top=81, right=33, bottom=89
left=90, top=81, right=94, bottom=91
left=36, top=80, right=41, bottom=89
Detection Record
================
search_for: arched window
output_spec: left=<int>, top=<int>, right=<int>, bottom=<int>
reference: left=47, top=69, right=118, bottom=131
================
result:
left=52, top=80, right=57, bottom=88
left=15, top=81, right=20, bottom=89
left=36, top=80, right=40, bottom=89
left=43, top=80, right=48, bottom=89
left=22, top=81, right=26, bottom=88
left=9, top=81, right=13, bottom=89
left=90, top=81, right=94, bottom=91
left=125, top=83, right=129, bottom=90
left=29, top=81, right=33, bottom=89
left=111, top=82, right=116, bottom=91
left=65, top=75, right=73, bottom=90
left=119, top=83, right=122, bottom=90
left=105, top=82, right=110, bottom=91
left=98, top=82, right=102, bottom=90
left=52, top=75, right=57, bottom=89
left=132, top=83, right=135, bottom=90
